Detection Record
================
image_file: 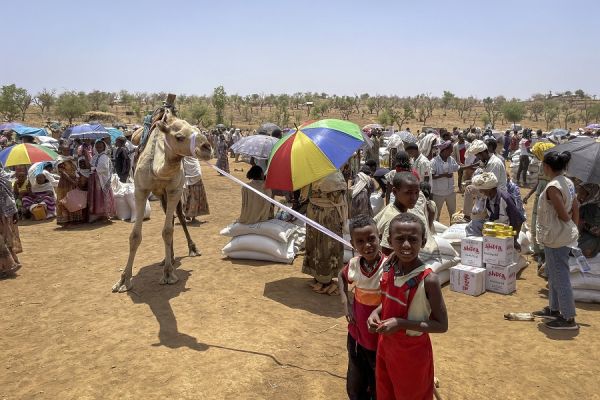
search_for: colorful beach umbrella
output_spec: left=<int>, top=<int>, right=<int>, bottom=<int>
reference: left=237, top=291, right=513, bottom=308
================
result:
left=0, top=143, right=58, bottom=167
left=265, top=119, right=364, bottom=191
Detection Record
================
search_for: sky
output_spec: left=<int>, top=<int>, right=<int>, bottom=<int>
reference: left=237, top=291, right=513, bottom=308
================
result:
left=2, top=0, right=599, bottom=99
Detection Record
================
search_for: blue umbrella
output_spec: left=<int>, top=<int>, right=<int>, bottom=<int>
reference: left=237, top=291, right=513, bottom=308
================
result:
left=0, top=122, right=24, bottom=131
left=106, top=127, right=125, bottom=144
left=63, top=123, right=110, bottom=141
left=11, top=126, right=48, bottom=137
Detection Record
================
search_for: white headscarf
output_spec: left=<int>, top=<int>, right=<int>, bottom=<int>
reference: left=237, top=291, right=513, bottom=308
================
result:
left=465, top=140, right=488, bottom=157
left=472, top=172, right=498, bottom=190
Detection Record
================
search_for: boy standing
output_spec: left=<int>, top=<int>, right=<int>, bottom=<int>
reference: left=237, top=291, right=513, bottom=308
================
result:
left=339, top=215, right=386, bottom=400
left=430, top=140, right=460, bottom=221
left=368, top=213, right=448, bottom=400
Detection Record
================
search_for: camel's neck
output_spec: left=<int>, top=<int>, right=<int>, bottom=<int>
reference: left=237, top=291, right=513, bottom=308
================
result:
left=146, top=130, right=183, bottom=180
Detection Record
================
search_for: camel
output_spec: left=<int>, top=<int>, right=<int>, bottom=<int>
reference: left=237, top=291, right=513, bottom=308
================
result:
left=112, top=106, right=212, bottom=293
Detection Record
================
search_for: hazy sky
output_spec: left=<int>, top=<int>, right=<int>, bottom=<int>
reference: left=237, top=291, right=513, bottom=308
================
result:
left=2, top=0, right=599, bottom=99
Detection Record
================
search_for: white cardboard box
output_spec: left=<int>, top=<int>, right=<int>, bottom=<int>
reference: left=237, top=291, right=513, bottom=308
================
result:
left=461, top=237, right=484, bottom=267
left=450, top=264, right=486, bottom=296
left=483, top=236, right=515, bottom=266
left=486, top=262, right=518, bottom=294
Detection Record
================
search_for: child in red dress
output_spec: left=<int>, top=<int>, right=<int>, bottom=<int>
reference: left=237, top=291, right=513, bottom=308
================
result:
left=367, top=213, right=448, bottom=400
left=339, top=215, right=386, bottom=400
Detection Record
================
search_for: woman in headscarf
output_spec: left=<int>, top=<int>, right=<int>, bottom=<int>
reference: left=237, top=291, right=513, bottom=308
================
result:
left=0, top=169, right=22, bottom=278
left=576, top=182, right=600, bottom=258
left=12, top=166, right=30, bottom=218
left=239, top=165, right=273, bottom=224
left=182, top=156, right=210, bottom=223
left=302, top=171, right=348, bottom=295
left=215, top=133, right=230, bottom=174
left=350, top=165, right=375, bottom=218
left=87, top=140, right=115, bottom=222
left=56, top=144, right=85, bottom=226
left=23, top=163, right=58, bottom=219
left=523, top=141, right=555, bottom=270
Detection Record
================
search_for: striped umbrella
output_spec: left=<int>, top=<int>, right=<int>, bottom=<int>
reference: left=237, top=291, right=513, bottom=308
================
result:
left=265, top=119, right=364, bottom=191
left=0, top=143, right=58, bottom=167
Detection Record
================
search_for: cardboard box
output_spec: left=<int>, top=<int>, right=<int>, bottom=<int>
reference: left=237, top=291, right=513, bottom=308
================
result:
left=483, top=236, right=515, bottom=266
left=486, top=262, right=518, bottom=294
left=450, top=264, right=486, bottom=296
left=461, top=237, right=484, bottom=267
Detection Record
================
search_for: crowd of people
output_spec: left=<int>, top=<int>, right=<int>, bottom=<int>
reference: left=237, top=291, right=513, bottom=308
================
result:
left=2, top=118, right=599, bottom=399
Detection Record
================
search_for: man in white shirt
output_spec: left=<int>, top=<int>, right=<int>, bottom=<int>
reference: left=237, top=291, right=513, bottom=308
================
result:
left=430, top=141, right=460, bottom=221
left=405, top=143, right=430, bottom=182
left=460, top=139, right=507, bottom=220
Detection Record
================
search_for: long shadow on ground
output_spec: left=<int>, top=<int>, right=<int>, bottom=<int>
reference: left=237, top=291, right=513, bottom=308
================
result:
left=125, top=263, right=343, bottom=379
left=263, top=276, right=345, bottom=319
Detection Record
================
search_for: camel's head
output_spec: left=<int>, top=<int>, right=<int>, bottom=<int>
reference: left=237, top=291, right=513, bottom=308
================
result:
left=158, top=110, right=212, bottom=161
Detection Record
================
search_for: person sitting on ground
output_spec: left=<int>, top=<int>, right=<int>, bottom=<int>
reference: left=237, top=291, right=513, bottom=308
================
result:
left=367, top=213, right=448, bottom=400
left=350, top=165, right=376, bottom=218
left=575, top=181, right=600, bottom=258
left=12, top=167, right=30, bottom=219
left=461, top=139, right=507, bottom=221
left=338, top=215, right=385, bottom=400
left=405, top=142, right=431, bottom=183
left=23, top=173, right=57, bottom=219
left=465, top=172, right=524, bottom=250
left=238, top=165, right=273, bottom=224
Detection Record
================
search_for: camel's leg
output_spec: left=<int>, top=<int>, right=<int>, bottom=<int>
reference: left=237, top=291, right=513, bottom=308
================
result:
left=159, top=192, right=179, bottom=285
left=176, top=201, right=201, bottom=257
left=112, top=189, right=150, bottom=293
left=158, top=194, right=176, bottom=266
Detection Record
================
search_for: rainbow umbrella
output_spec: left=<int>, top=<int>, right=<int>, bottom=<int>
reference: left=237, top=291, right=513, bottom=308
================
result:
left=265, top=119, right=364, bottom=190
left=0, top=143, right=58, bottom=167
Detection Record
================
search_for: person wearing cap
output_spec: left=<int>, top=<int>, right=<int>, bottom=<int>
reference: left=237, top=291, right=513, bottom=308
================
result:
left=430, top=140, right=459, bottom=221
left=460, top=139, right=507, bottom=221
left=465, top=172, right=524, bottom=246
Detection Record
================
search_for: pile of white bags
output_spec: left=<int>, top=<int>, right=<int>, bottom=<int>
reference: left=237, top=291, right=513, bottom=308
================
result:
left=569, top=255, right=600, bottom=303
left=221, top=219, right=300, bottom=264
left=424, top=236, right=461, bottom=285
left=111, top=175, right=151, bottom=221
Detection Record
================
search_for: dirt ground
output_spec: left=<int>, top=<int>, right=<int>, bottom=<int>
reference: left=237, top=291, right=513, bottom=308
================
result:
left=2, top=157, right=600, bottom=400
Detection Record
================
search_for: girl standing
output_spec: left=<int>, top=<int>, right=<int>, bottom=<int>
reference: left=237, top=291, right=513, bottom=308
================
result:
left=533, top=151, right=580, bottom=330
left=182, top=156, right=210, bottom=223
left=56, top=145, right=85, bottom=226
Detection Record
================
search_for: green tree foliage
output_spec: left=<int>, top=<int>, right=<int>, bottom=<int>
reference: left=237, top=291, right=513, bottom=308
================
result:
left=482, top=96, right=504, bottom=128
left=56, top=91, right=89, bottom=124
left=528, top=101, right=544, bottom=122
left=501, top=101, right=526, bottom=126
left=33, top=88, right=56, bottom=118
left=543, top=100, right=559, bottom=130
left=212, top=86, right=227, bottom=125
left=441, top=90, right=456, bottom=116
left=185, top=101, right=212, bottom=127
left=0, top=84, right=31, bottom=121
left=87, top=90, right=112, bottom=110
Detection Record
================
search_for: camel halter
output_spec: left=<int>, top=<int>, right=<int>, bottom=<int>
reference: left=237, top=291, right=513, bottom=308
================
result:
left=163, top=131, right=199, bottom=157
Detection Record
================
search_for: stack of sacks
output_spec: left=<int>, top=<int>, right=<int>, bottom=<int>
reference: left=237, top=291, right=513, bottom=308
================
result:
left=434, top=221, right=448, bottom=235
left=569, top=255, right=600, bottom=303
left=111, top=175, right=151, bottom=221
left=509, top=150, right=521, bottom=180
left=439, top=223, right=469, bottom=254
left=517, top=224, right=534, bottom=255
left=221, top=219, right=299, bottom=264
left=424, top=235, right=461, bottom=286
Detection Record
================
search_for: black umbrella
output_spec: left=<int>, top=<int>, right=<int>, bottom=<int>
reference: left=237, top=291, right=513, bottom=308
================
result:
left=546, top=136, right=600, bottom=184
left=257, top=122, right=281, bottom=136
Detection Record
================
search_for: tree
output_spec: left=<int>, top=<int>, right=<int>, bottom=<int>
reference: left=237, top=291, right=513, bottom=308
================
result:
left=378, top=103, right=413, bottom=130
left=558, top=101, right=577, bottom=129
left=211, top=86, right=227, bottom=125
left=543, top=100, right=559, bottom=130
left=482, top=96, right=503, bottom=128
left=454, top=96, right=477, bottom=123
left=33, top=89, right=56, bottom=118
left=575, top=89, right=586, bottom=98
left=14, top=88, right=32, bottom=121
left=366, top=98, right=376, bottom=114
left=441, top=90, right=455, bottom=116
left=56, top=92, right=89, bottom=124
left=0, top=84, right=30, bottom=121
left=87, top=90, right=111, bottom=110
left=528, top=101, right=544, bottom=122
left=186, top=101, right=212, bottom=127
left=501, top=101, right=526, bottom=127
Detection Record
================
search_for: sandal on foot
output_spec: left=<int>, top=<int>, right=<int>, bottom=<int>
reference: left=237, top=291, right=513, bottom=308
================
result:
left=312, top=283, right=325, bottom=292
left=326, top=283, right=339, bottom=295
